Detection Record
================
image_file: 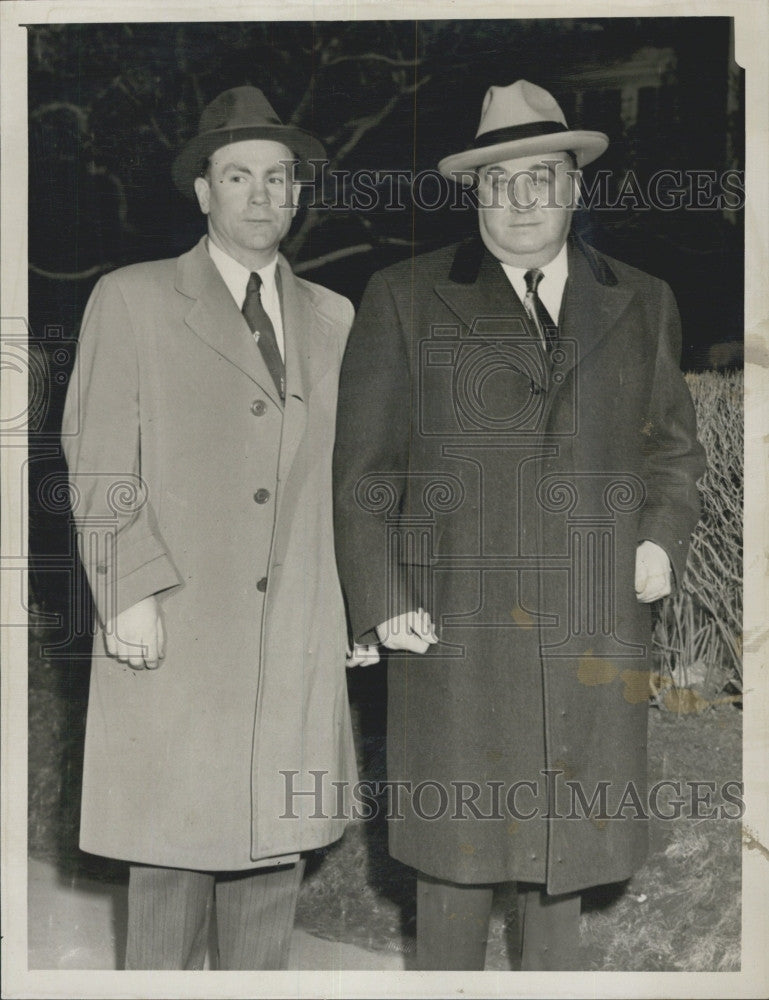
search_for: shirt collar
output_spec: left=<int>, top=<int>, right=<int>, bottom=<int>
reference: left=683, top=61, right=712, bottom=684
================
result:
left=500, top=242, right=569, bottom=320
left=206, top=237, right=279, bottom=309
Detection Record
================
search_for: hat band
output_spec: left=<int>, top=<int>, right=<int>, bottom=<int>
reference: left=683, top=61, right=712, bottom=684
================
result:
left=472, top=120, right=568, bottom=149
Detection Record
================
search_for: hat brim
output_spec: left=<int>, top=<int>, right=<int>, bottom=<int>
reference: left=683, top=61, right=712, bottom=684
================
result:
left=438, top=130, right=609, bottom=181
left=172, top=125, right=327, bottom=198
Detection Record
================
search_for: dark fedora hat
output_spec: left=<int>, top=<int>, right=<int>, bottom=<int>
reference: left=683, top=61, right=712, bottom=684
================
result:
left=172, top=86, right=326, bottom=198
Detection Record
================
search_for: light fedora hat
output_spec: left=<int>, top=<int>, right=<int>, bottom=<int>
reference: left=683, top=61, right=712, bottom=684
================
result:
left=438, top=79, right=608, bottom=180
left=172, top=85, right=326, bottom=198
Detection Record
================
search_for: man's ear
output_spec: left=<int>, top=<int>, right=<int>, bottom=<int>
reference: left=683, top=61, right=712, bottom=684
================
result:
left=290, top=181, right=302, bottom=218
left=571, top=168, right=584, bottom=209
left=193, top=175, right=211, bottom=214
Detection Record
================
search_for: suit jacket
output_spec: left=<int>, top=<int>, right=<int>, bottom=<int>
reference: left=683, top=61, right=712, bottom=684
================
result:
left=62, top=236, right=358, bottom=869
left=333, top=235, right=705, bottom=892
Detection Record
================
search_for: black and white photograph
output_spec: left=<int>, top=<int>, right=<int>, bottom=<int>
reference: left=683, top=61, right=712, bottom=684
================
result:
left=1, top=2, right=767, bottom=998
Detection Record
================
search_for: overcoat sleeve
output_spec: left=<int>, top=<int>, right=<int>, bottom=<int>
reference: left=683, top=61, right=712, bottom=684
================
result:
left=637, top=280, right=706, bottom=585
left=333, top=271, right=415, bottom=643
left=61, top=274, right=182, bottom=624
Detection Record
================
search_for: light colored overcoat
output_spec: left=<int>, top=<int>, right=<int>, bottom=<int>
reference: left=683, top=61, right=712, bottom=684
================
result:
left=62, top=237, right=358, bottom=869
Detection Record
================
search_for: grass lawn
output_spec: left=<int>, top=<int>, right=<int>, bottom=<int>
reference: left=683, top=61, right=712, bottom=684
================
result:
left=29, top=630, right=741, bottom=972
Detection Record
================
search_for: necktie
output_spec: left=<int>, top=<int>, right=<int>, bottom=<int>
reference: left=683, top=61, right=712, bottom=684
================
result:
left=524, top=268, right=558, bottom=352
left=242, top=271, right=285, bottom=399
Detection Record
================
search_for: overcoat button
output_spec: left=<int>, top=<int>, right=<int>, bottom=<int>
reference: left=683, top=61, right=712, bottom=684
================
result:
left=256, top=577, right=268, bottom=592
left=254, top=488, right=271, bottom=504
left=251, top=399, right=267, bottom=416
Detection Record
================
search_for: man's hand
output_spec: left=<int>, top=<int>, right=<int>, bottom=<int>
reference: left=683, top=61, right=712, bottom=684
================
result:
left=635, top=540, right=672, bottom=603
left=376, top=608, right=439, bottom=654
left=104, top=596, right=165, bottom=669
left=346, top=643, right=381, bottom=668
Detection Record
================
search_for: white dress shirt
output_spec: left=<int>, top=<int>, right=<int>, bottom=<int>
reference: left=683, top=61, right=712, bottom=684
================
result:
left=207, top=238, right=285, bottom=360
left=500, top=242, right=569, bottom=328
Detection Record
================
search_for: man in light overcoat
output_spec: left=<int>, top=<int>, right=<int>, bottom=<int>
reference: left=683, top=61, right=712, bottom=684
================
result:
left=62, top=86, right=362, bottom=969
left=333, top=80, right=706, bottom=970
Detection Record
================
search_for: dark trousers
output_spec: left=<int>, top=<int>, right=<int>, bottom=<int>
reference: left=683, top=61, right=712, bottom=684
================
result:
left=416, top=873, right=582, bottom=971
left=125, top=859, right=306, bottom=970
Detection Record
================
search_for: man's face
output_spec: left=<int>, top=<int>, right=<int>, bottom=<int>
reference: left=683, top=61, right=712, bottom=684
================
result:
left=193, top=139, right=300, bottom=269
left=477, top=151, right=579, bottom=268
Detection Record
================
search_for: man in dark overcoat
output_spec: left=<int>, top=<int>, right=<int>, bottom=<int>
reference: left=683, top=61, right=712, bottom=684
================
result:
left=333, top=80, right=705, bottom=970
left=62, top=87, right=372, bottom=970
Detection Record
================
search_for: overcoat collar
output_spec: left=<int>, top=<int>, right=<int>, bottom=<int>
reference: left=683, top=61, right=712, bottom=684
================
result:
left=176, top=237, right=282, bottom=406
left=175, top=237, right=325, bottom=487
left=175, top=237, right=322, bottom=408
left=436, top=233, right=635, bottom=380
left=436, top=236, right=531, bottom=335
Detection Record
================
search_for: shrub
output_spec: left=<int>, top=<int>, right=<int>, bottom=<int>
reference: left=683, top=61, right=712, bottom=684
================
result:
left=652, top=371, right=743, bottom=710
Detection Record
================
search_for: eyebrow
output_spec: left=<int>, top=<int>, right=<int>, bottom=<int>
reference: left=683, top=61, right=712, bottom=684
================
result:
left=484, top=161, right=560, bottom=176
left=219, top=162, right=292, bottom=175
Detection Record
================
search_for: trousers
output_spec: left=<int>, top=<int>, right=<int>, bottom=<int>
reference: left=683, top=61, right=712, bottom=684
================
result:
left=125, top=859, right=306, bottom=970
left=416, top=873, right=582, bottom=971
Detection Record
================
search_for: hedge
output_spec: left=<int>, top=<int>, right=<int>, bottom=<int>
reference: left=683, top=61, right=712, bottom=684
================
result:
left=652, top=371, right=743, bottom=711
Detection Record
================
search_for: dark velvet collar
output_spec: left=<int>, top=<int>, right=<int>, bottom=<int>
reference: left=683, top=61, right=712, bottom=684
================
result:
left=448, top=231, right=618, bottom=288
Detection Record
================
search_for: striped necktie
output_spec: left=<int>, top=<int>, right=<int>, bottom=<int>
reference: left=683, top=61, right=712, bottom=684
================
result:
left=524, top=268, right=558, bottom=352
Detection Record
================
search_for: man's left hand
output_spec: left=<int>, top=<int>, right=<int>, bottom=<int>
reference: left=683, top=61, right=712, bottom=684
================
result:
left=346, top=643, right=381, bottom=668
left=635, top=540, right=672, bottom=603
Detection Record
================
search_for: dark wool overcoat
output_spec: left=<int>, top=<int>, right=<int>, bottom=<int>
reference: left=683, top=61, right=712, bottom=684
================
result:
left=62, top=238, right=358, bottom=870
left=333, top=236, right=705, bottom=894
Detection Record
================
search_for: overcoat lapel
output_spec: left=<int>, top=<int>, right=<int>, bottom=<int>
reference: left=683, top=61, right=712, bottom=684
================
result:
left=559, top=240, right=635, bottom=377
left=434, top=236, right=638, bottom=388
left=434, top=239, right=536, bottom=338
left=275, top=254, right=312, bottom=486
left=435, top=238, right=548, bottom=390
left=176, top=238, right=283, bottom=408
left=176, top=240, right=330, bottom=489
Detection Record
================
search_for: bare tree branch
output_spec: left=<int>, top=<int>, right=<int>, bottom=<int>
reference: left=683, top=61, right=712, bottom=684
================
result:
left=190, top=73, right=206, bottom=115
left=114, top=76, right=141, bottom=106
left=323, top=52, right=423, bottom=68
left=288, top=83, right=317, bottom=128
left=30, top=102, right=90, bottom=132
left=147, top=115, right=174, bottom=150
left=293, top=242, right=375, bottom=273
left=293, top=237, right=414, bottom=274
left=86, top=163, right=136, bottom=233
left=284, top=54, right=431, bottom=260
left=29, top=261, right=113, bottom=281
left=331, top=74, right=431, bottom=165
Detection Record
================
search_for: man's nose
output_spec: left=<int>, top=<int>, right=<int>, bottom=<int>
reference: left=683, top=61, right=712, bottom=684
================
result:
left=508, top=174, right=538, bottom=211
left=249, top=180, right=270, bottom=204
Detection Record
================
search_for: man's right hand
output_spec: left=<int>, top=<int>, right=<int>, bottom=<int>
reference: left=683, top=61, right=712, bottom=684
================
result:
left=104, top=596, right=165, bottom=670
left=376, top=608, right=438, bottom=654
